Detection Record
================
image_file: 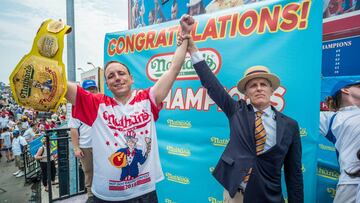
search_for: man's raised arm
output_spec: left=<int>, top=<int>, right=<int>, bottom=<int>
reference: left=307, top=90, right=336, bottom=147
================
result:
left=66, top=81, right=78, bottom=105
left=151, top=15, right=194, bottom=106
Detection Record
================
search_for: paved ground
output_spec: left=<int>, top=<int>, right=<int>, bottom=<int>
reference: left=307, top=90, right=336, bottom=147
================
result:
left=53, top=194, right=87, bottom=203
left=0, top=155, right=34, bottom=203
left=0, top=154, right=86, bottom=203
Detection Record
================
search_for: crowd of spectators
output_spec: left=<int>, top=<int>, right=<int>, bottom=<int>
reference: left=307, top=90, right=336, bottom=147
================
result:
left=0, top=83, right=67, bottom=177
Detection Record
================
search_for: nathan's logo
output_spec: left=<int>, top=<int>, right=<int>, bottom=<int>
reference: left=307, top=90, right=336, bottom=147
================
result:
left=283, top=164, right=305, bottom=173
left=166, top=146, right=191, bottom=157
left=146, top=48, right=221, bottom=81
left=299, top=128, right=307, bottom=137
left=165, top=198, right=176, bottom=203
left=208, top=197, right=223, bottom=203
left=102, top=109, right=151, bottom=132
left=167, top=119, right=192, bottom=128
left=319, top=144, right=336, bottom=152
left=327, top=187, right=336, bottom=198
left=165, top=172, right=190, bottom=184
left=20, top=64, right=35, bottom=98
left=210, top=137, right=229, bottom=147
left=318, top=166, right=339, bottom=181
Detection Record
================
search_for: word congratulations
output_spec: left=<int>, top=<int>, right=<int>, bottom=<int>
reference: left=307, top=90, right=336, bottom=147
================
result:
left=165, top=172, right=190, bottom=184
left=107, top=1, right=311, bottom=56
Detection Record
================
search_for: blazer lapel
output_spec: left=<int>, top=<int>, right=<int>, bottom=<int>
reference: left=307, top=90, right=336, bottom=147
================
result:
left=247, top=104, right=256, bottom=148
left=274, top=108, right=285, bottom=145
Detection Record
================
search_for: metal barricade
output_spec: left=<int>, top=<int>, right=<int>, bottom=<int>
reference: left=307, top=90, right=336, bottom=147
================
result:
left=24, top=146, right=41, bottom=183
left=46, top=127, right=85, bottom=202
left=23, top=145, right=42, bottom=203
left=24, top=127, right=85, bottom=203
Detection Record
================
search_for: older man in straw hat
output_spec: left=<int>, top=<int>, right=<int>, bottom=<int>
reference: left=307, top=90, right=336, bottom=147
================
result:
left=178, top=15, right=303, bottom=203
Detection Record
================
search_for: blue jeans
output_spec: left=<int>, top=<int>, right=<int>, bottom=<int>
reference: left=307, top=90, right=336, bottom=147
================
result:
left=94, top=190, right=158, bottom=203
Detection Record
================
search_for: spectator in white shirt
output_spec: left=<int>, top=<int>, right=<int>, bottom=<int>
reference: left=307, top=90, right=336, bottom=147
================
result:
left=1, top=127, right=14, bottom=162
left=0, top=112, right=9, bottom=131
left=11, top=130, right=28, bottom=177
left=23, top=123, right=37, bottom=142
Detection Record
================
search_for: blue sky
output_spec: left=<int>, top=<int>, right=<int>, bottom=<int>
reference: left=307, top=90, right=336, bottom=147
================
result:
left=0, top=0, right=128, bottom=84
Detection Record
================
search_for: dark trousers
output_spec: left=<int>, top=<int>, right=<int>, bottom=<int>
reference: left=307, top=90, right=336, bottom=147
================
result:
left=94, top=190, right=158, bottom=203
left=39, top=161, right=56, bottom=187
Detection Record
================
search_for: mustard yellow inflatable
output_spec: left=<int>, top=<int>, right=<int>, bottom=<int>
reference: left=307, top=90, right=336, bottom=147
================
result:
left=9, top=19, right=71, bottom=112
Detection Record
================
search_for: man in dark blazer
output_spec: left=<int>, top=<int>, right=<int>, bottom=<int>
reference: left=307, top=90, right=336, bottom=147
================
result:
left=178, top=15, right=303, bottom=203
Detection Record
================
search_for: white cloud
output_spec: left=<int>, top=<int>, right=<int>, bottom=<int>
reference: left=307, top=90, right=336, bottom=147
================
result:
left=0, top=0, right=128, bottom=84
left=74, top=0, right=128, bottom=81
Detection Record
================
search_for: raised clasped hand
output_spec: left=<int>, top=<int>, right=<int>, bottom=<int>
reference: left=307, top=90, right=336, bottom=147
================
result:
left=180, top=14, right=195, bottom=36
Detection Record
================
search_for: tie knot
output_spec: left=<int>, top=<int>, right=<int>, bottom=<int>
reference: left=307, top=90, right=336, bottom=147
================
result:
left=256, top=111, right=264, bottom=117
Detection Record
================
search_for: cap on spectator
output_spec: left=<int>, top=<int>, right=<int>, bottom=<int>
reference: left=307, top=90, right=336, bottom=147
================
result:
left=330, top=80, right=360, bottom=97
left=82, top=80, right=97, bottom=89
left=13, top=130, right=20, bottom=135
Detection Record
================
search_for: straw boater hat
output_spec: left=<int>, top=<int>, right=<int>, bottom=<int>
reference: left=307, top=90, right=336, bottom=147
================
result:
left=187, top=0, right=202, bottom=7
left=237, top=65, right=280, bottom=94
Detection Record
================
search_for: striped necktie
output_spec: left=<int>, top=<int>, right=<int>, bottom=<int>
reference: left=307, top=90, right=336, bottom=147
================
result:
left=243, top=111, right=267, bottom=183
left=255, top=111, right=267, bottom=155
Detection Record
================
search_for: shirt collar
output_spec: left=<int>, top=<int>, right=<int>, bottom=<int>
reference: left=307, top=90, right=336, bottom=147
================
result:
left=252, top=105, right=273, bottom=117
left=339, top=105, right=360, bottom=111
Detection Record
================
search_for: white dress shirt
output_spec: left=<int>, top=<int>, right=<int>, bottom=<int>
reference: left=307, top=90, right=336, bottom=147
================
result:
left=253, top=106, right=277, bottom=152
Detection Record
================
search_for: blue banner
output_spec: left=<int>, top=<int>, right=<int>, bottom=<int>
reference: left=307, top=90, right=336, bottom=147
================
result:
left=322, top=36, right=360, bottom=77
left=105, top=0, right=322, bottom=202
left=29, top=134, right=58, bottom=157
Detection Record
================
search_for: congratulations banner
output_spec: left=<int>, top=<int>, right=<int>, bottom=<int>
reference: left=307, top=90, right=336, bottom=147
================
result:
left=105, top=1, right=322, bottom=202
